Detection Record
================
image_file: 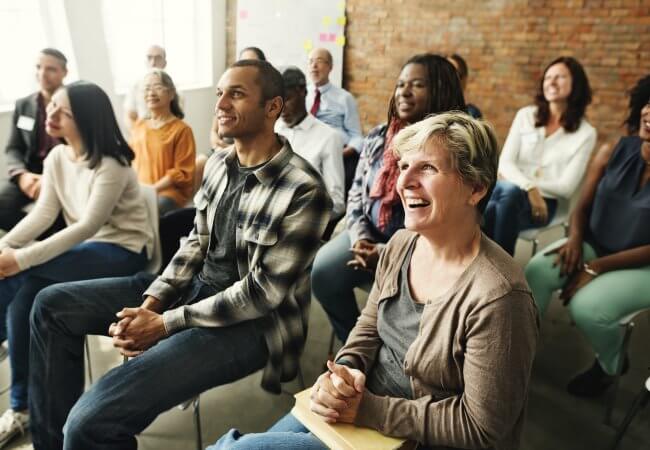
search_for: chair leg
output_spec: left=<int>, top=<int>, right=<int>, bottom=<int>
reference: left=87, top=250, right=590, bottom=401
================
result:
left=610, top=386, right=649, bottom=450
left=297, top=365, right=306, bottom=390
left=193, top=396, right=203, bottom=450
left=604, top=322, right=635, bottom=426
left=531, top=238, right=539, bottom=257
left=327, top=330, right=337, bottom=361
left=85, top=337, right=93, bottom=385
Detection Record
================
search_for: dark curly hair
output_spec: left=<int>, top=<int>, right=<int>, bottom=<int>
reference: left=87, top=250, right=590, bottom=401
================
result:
left=387, top=53, right=466, bottom=125
left=624, top=74, right=650, bottom=135
left=534, top=56, right=592, bottom=132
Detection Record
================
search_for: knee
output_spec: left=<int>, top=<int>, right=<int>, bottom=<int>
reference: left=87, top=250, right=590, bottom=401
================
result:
left=63, top=397, right=102, bottom=446
left=569, top=294, right=608, bottom=330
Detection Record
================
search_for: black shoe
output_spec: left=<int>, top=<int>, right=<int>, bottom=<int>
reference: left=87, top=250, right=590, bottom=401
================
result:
left=567, top=357, right=629, bottom=397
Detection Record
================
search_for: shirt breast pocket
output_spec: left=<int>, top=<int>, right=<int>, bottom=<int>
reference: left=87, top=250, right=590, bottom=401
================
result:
left=518, top=131, right=540, bottom=163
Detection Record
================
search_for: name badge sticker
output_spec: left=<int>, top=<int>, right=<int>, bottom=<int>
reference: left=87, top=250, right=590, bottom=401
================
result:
left=17, top=115, right=35, bottom=131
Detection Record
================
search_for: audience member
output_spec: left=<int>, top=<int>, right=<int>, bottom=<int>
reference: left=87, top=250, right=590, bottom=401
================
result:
left=276, top=66, right=345, bottom=225
left=27, top=59, right=332, bottom=450
left=209, top=47, right=267, bottom=150
left=211, top=112, right=538, bottom=450
left=484, top=56, right=597, bottom=255
left=1, top=49, right=67, bottom=233
left=312, top=53, right=466, bottom=342
left=525, top=74, right=650, bottom=397
left=239, top=46, right=266, bottom=61
left=123, top=45, right=167, bottom=129
left=306, top=47, right=363, bottom=196
left=447, top=53, right=483, bottom=118
left=0, top=81, right=153, bottom=447
left=130, top=69, right=196, bottom=215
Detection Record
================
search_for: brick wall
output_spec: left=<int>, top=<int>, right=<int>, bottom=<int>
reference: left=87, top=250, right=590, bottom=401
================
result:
left=226, top=0, right=649, bottom=145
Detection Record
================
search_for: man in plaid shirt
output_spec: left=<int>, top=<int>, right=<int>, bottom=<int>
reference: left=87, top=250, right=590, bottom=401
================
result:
left=28, top=59, right=332, bottom=450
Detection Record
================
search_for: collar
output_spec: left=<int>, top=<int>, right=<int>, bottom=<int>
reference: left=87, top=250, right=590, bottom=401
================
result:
left=224, top=135, right=294, bottom=187
left=313, top=82, right=332, bottom=93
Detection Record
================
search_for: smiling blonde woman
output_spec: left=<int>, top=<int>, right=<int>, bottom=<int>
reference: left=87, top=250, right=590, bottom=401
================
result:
left=210, top=112, right=539, bottom=450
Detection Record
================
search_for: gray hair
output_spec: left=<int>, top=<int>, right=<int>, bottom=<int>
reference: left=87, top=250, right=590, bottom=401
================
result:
left=393, top=111, right=499, bottom=214
left=144, top=69, right=184, bottom=119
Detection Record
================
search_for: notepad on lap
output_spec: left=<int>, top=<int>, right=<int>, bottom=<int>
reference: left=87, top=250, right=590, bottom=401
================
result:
left=291, top=389, right=416, bottom=450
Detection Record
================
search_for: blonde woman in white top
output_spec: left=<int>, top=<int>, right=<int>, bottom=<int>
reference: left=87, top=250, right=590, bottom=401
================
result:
left=484, top=56, right=597, bottom=255
left=0, top=81, right=153, bottom=446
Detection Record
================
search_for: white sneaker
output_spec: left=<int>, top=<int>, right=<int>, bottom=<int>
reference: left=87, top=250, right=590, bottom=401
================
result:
left=0, top=409, right=29, bottom=448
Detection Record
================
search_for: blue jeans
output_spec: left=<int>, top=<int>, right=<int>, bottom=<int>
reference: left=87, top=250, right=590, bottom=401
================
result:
left=483, top=180, right=558, bottom=255
left=0, top=241, right=146, bottom=411
left=311, top=231, right=374, bottom=342
left=209, top=413, right=327, bottom=449
left=28, top=274, right=269, bottom=450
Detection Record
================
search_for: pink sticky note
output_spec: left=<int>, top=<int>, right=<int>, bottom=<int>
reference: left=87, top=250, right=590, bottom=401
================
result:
left=319, top=32, right=328, bottom=42
left=328, top=33, right=336, bottom=41
left=239, top=10, right=248, bottom=19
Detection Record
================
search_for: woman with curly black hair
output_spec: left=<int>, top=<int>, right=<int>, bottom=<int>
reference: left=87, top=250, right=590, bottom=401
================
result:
left=525, top=74, right=650, bottom=397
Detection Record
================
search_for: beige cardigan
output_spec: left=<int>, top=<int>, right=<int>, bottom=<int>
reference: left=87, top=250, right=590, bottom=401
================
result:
left=337, top=230, right=539, bottom=450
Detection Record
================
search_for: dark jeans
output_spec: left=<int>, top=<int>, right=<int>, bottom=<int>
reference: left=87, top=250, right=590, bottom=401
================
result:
left=0, top=180, right=30, bottom=231
left=0, top=242, right=146, bottom=411
left=0, top=179, right=66, bottom=238
left=343, top=152, right=359, bottom=202
left=311, top=231, right=374, bottom=342
left=483, top=181, right=557, bottom=255
left=29, top=274, right=269, bottom=450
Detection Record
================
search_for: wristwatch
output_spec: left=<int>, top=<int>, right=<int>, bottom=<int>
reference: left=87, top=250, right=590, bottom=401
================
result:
left=583, top=263, right=599, bottom=277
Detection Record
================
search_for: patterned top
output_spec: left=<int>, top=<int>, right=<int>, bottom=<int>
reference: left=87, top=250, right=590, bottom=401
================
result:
left=144, top=137, right=332, bottom=393
left=346, top=123, right=405, bottom=245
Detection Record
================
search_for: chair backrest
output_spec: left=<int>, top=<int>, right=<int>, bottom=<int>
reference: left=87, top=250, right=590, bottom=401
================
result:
left=140, top=184, right=162, bottom=274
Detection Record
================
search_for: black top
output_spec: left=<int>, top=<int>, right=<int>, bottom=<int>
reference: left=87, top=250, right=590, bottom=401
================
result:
left=199, top=158, right=263, bottom=291
left=588, top=136, right=650, bottom=255
left=366, top=238, right=424, bottom=399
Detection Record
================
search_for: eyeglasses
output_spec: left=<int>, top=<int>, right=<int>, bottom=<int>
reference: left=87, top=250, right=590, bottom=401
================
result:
left=143, top=84, right=169, bottom=93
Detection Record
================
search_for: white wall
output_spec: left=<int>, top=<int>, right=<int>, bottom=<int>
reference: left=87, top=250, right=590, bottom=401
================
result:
left=0, top=0, right=226, bottom=177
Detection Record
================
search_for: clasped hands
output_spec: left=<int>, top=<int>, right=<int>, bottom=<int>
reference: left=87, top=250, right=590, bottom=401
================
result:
left=109, top=303, right=168, bottom=357
left=545, top=237, right=596, bottom=304
left=309, top=360, right=366, bottom=424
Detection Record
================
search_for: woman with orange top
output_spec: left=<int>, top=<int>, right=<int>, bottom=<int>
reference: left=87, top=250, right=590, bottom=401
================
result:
left=130, top=69, right=196, bottom=215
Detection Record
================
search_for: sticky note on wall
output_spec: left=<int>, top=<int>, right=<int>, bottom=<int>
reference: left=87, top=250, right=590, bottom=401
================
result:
left=336, top=35, right=346, bottom=46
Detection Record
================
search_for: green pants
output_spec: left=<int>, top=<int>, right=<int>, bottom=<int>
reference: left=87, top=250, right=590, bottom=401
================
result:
left=525, top=238, right=650, bottom=375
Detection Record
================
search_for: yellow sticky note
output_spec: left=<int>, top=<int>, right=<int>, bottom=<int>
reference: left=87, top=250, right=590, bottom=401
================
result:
left=322, top=16, right=332, bottom=26
left=337, top=16, right=346, bottom=26
left=337, top=1, right=345, bottom=12
left=336, top=35, right=346, bottom=47
left=303, top=39, right=313, bottom=51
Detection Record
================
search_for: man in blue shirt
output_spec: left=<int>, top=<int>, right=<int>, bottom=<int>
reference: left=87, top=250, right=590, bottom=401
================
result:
left=306, top=48, right=363, bottom=196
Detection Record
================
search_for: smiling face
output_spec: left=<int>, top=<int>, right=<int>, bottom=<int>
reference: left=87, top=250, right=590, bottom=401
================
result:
left=281, top=86, right=307, bottom=127
left=215, top=66, right=269, bottom=139
left=543, top=62, right=573, bottom=104
left=45, top=88, right=79, bottom=141
left=640, top=100, right=650, bottom=141
left=143, top=72, right=174, bottom=114
left=307, top=48, right=332, bottom=87
left=36, top=53, right=67, bottom=94
left=394, top=63, right=430, bottom=124
left=397, top=138, right=481, bottom=234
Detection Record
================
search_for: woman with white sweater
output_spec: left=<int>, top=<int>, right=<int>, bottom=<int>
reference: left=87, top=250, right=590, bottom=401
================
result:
left=484, top=56, right=597, bottom=255
left=0, top=81, right=153, bottom=447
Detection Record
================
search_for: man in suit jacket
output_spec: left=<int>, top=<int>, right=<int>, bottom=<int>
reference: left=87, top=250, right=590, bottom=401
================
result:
left=0, top=48, right=67, bottom=232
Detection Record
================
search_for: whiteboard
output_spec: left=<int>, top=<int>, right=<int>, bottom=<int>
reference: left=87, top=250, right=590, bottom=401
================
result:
left=236, top=0, right=347, bottom=87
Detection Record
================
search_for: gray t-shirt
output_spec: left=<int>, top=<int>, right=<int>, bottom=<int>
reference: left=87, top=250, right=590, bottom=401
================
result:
left=366, top=238, right=424, bottom=399
left=198, top=158, right=262, bottom=291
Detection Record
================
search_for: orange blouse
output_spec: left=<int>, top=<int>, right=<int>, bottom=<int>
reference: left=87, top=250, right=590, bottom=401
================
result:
left=130, top=118, right=196, bottom=207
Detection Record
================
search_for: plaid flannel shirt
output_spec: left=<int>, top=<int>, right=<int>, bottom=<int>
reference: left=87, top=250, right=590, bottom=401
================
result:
left=144, top=138, right=332, bottom=393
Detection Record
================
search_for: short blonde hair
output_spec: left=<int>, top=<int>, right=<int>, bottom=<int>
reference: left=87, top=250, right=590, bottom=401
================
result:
left=393, top=111, right=499, bottom=213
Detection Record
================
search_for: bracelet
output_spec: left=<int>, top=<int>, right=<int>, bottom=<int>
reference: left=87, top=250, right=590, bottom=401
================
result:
left=583, top=263, right=599, bottom=277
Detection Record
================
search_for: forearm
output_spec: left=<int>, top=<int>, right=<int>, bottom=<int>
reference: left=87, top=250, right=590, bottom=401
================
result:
left=589, top=245, right=650, bottom=274
left=153, top=175, right=174, bottom=192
